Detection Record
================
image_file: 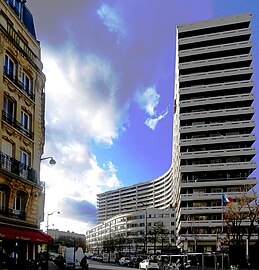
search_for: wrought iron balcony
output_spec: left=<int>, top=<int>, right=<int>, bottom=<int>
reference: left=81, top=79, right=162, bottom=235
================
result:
left=0, top=206, right=25, bottom=220
left=0, top=151, right=37, bottom=183
left=2, top=110, right=34, bottom=140
left=4, top=66, right=34, bottom=100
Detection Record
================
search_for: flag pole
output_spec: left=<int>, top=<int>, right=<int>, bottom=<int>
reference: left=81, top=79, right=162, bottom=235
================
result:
left=221, top=194, right=224, bottom=233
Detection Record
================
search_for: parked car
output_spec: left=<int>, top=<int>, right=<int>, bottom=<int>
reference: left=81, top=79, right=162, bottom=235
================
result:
left=128, top=257, right=143, bottom=268
left=139, top=259, right=159, bottom=269
left=119, top=257, right=131, bottom=266
left=92, top=255, right=103, bottom=261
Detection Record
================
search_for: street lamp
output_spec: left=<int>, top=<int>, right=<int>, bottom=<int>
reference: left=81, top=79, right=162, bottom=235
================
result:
left=46, top=210, right=60, bottom=234
left=133, top=199, right=148, bottom=255
left=40, top=156, right=56, bottom=165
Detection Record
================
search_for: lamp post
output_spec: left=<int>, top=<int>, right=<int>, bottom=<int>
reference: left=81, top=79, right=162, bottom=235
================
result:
left=46, top=210, right=60, bottom=234
left=40, top=156, right=56, bottom=165
left=139, top=201, right=148, bottom=255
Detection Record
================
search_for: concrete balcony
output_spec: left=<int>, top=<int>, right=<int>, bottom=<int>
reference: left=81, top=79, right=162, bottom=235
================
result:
left=181, top=177, right=257, bottom=188
left=181, top=147, right=256, bottom=160
left=181, top=206, right=222, bottom=214
left=180, top=219, right=256, bottom=229
left=180, top=80, right=253, bottom=96
left=180, top=233, right=217, bottom=242
left=180, top=106, right=255, bottom=121
left=181, top=161, right=257, bottom=173
left=181, top=191, right=251, bottom=201
left=180, top=120, right=255, bottom=134
left=180, top=93, right=254, bottom=108
left=179, top=40, right=252, bottom=58
left=179, top=67, right=253, bottom=85
left=180, top=134, right=256, bottom=147
left=179, top=54, right=253, bottom=72
left=179, top=28, right=251, bottom=46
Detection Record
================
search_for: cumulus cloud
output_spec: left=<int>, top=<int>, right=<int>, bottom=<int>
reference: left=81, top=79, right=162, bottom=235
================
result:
left=145, top=110, right=169, bottom=130
left=136, top=86, right=160, bottom=116
left=97, top=3, right=126, bottom=42
left=40, top=46, right=124, bottom=233
left=135, top=86, right=169, bottom=130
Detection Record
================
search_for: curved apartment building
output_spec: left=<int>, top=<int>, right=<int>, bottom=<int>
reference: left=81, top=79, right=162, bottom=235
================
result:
left=96, top=13, right=257, bottom=253
left=97, top=169, right=174, bottom=223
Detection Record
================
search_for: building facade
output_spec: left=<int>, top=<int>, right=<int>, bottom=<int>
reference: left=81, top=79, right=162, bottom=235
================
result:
left=0, top=0, right=50, bottom=266
left=86, top=208, right=176, bottom=255
left=97, top=170, right=174, bottom=223
left=173, top=12, right=257, bottom=252
left=95, top=13, right=257, bottom=254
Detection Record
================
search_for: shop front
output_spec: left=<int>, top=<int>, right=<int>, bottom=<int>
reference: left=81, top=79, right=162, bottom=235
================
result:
left=0, top=224, right=53, bottom=269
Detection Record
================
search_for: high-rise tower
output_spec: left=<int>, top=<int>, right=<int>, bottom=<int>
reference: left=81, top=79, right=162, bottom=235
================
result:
left=173, top=13, right=257, bottom=252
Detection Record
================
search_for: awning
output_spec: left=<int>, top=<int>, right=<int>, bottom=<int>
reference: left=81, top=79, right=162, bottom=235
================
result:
left=0, top=225, right=53, bottom=243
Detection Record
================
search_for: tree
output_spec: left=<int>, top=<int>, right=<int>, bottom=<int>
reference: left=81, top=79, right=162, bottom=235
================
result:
left=224, top=187, right=259, bottom=247
left=148, top=223, right=170, bottom=254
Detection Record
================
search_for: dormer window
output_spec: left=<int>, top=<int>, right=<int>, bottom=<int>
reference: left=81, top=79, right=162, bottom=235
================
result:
left=6, top=0, right=21, bottom=17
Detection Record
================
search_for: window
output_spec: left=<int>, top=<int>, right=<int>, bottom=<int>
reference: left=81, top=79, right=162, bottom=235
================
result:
left=20, top=111, right=31, bottom=131
left=19, top=150, right=30, bottom=178
left=4, top=55, right=16, bottom=80
left=22, top=72, right=32, bottom=93
left=13, top=192, right=22, bottom=212
left=2, top=139, right=13, bottom=157
left=20, top=150, right=29, bottom=166
left=7, top=0, right=21, bottom=16
left=0, top=190, right=6, bottom=210
left=3, top=95, right=16, bottom=119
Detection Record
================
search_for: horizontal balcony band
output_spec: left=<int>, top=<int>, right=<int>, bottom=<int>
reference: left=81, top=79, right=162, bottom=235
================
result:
left=180, top=120, right=255, bottom=133
left=181, top=161, right=256, bottom=172
left=180, top=80, right=253, bottom=96
left=180, top=106, right=255, bottom=121
left=180, top=93, right=254, bottom=108
left=179, top=54, right=253, bottom=72
left=181, top=191, right=254, bottom=201
left=181, top=206, right=222, bottom=214
left=179, top=67, right=253, bottom=83
left=180, top=219, right=254, bottom=228
left=177, top=13, right=251, bottom=34
left=180, top=134, right=255, bottom=146
left=179, top=28, right=252, bottom=46
left=181, top=178, right=257, bottom=188
left=180, top=234, right=218, bottom=242
left=181, top=147, right=256, bottom=159
left=179, top=40, right=252, bottom=58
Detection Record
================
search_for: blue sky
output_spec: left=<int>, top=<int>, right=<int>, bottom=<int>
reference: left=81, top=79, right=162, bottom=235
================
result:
left=26, top=0, right=259, bottom=234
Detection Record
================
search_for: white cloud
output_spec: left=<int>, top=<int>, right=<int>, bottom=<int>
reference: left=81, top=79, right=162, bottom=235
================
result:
left=97, top=3, right=126, bottom=42
left=136, top=86, right=160, bottom=116
left=40, top=46, right=124, bottom=233
left=145, top=110, right=169, bottom=130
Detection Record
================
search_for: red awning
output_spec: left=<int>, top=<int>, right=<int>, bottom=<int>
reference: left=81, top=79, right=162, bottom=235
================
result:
left=0, top=225, right=53, bottom=243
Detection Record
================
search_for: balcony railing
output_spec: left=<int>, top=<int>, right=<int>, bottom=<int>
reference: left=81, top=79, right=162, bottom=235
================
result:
left=0, top=151, right=37, bottom=183
left=2, top=111, right=34, bottom=140
left=0, top=206, right=25, bottom=220
left=4, top=66, right=34, bottom=100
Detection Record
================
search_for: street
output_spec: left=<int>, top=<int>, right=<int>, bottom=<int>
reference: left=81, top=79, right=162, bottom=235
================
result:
left=89, top=260, right=133, bottom=270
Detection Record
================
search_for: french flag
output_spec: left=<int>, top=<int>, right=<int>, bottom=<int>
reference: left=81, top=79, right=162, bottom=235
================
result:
left=222, top=194, right=233, bottom=203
